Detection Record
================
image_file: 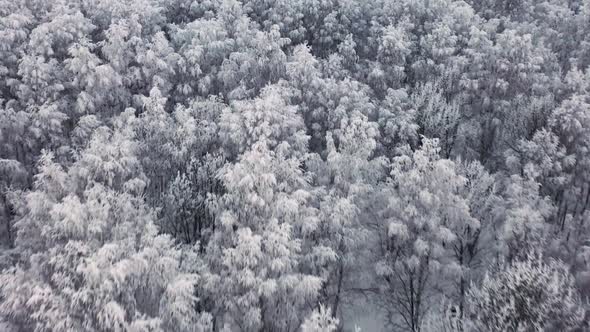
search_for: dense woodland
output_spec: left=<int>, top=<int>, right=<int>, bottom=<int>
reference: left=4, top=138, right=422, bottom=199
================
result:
left=1, top=0, right=590, bottom=331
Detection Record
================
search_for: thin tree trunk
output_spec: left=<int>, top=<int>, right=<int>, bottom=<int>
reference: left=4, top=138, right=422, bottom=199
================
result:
left=332, top=262, right=344, bottom=319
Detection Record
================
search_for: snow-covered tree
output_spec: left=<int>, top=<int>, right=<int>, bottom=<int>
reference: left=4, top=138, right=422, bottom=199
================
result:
left=305, top=109, right=386, bottom=320
left=376, top=138, right=478, bottom=331
left=498, top=173, right=554, bottom=262
left=204, top=141, right=322, bottom=331
left=219, top=84, right=308, bottom=159
left=301, top=304, right=339, bottom=332
left=467, top=252, right=585, bottom=331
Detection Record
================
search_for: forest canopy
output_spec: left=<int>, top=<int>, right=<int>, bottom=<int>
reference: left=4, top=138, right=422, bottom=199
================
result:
left=0, top=0, right=589, bottom=331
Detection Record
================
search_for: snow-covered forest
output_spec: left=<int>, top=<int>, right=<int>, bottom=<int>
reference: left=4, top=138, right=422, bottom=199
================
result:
left=0, top=0, right=589, bottom=330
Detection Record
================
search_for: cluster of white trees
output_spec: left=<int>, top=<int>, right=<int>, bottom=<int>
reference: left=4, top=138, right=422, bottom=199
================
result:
left=0, top=0, right=589, bottom=330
